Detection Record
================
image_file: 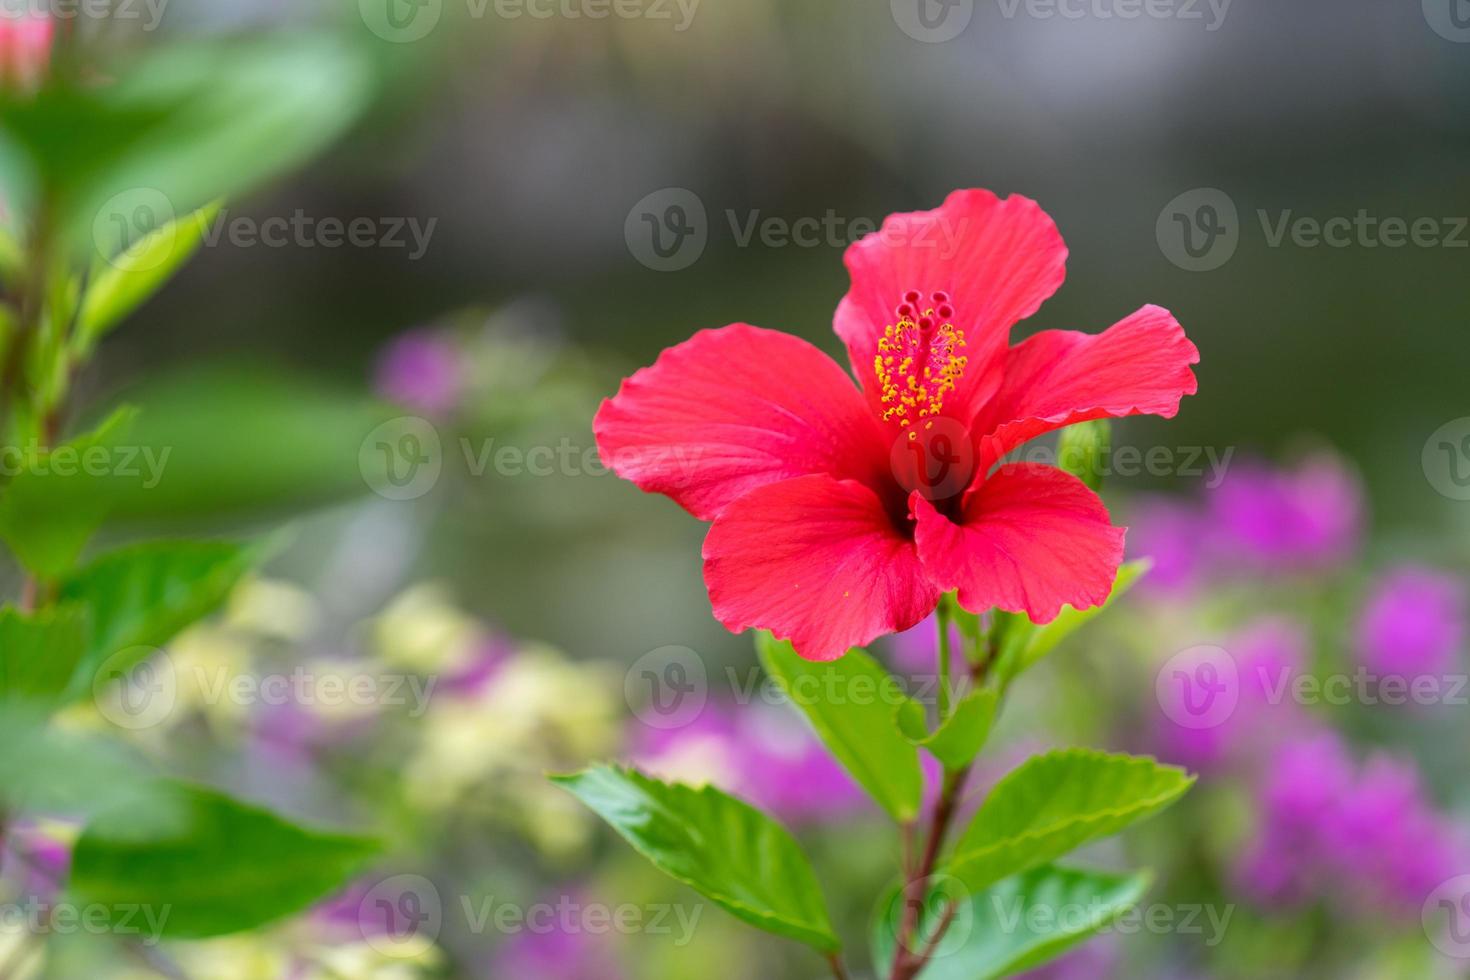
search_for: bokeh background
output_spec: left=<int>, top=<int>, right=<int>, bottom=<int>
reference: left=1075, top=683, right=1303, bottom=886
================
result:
left=6, top=0, right=1470, bottom=976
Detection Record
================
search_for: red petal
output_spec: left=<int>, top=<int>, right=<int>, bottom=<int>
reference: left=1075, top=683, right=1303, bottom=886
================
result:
left=594, top=324, right=890, bottom=521
left=835, top=189, right=1068, bottom=426
left=703, top=475, right=938, bottom=662
left=975, top=304, right=1199, bottom=472
left=912, top=464, right=1124, bottom=624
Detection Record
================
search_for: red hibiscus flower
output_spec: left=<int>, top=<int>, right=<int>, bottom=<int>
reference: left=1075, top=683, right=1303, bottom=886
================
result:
left=596, top=189, right=1199, bottom=661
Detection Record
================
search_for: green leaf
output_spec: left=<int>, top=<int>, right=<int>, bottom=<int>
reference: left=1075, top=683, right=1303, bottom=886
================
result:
left=75, top=201, right=221, bottom=354
left=946, top=750, right=1193, bottom=893
left=552, top=765, right=839, bottom=952
left=0, top=605, right=89, bottom=710
left=0, top=406, right=138, bottom=579
left=101, top=365, right=398, bottom=521
left=756, top=632, right=923, bottom=823
left=0, top=709, right=177, bottom=826
left=0, top=36, right=374, bottom=254
left=994, top=561, right=1148, bottom=686
left=59, top=539, right=261, bottom=697
left=895, top=689, right=999, bottom=771
left=70, top=781, right=379, bottom=938
left=871, top=865, right=1152, bottom=980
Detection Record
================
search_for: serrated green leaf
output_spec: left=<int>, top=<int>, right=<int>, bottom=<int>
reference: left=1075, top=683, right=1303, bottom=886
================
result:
left=70, top=781, right=379, bottom=938
left=59, top=539, right=261, bottom=697
left=995, top=561, right=1148, bottom=686
left=75, top=201, right=221, bottom=354
left=552, top=765, right=838, bottom=952
left=0, top=406, right=138, bottom=578
left=871, top=864, right=1152, bottom=980
left=757, top=632, right=923, bottom=823
left=0, top=604, right=89, bottom=710
left=895, top=688, right=998, bottom=771
left=946, top=749, right=1193, bottom=893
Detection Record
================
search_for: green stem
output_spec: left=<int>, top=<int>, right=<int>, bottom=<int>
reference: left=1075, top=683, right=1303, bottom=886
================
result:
left=936, top=596, right=953, bottom=721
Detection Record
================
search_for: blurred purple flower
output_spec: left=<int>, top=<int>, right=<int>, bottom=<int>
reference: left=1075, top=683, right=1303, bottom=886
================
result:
left=1152, top=617, right=1309, bottom=771
left=631, top=702, right=869, bottom=825
left=1238, top=731, right=1466, bottom=919
left=889, top=613, right=966, bottom=673
left=1, top=823, right=71, bottom=901
left=1126, top=496, right=1206, bottom=597
left=375, top=330, right=464, bottom=417
left=1205, top=453, right=1362, bottom=570
left=1236, top=730, right=1354, bottom=905
left=1357, top=565, right=1465, bottom=679
left=439, top=637, right=513, bottom=698
left=1015, top=933, right=1118, bottom=979
left=488, top=891, right=626, bottom=980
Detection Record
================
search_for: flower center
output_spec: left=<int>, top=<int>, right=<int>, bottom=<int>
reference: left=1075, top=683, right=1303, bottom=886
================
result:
left=872, top=290, right=968, bottom=440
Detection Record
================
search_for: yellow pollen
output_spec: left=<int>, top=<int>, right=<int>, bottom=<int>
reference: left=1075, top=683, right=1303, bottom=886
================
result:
left=874, top=310, right=967, bottom=428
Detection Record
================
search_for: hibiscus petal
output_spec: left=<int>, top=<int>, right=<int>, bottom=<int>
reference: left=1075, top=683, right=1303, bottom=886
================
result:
left=594, top=324, right=889, bottom=521
left=703, top=475, right=938, bottom=662
left=835, top=189, right=1068, bottom=425
left=975, top=304, right=1200, bottom=472
left=913, top=464, right=1124, bottom=624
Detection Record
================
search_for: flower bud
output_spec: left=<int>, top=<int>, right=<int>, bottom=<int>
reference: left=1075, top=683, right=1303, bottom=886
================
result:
left=1057, top=419, right=1111, bottom=493
left=0, top=11, right=53, bottom=95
